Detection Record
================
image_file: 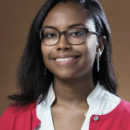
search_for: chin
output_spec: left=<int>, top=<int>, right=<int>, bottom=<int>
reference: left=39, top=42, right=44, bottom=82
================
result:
left=53, top=70, right=87, bottom=81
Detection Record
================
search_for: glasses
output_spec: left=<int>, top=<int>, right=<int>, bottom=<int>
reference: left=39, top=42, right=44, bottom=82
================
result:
left=39, top=27, right=99, bottom=46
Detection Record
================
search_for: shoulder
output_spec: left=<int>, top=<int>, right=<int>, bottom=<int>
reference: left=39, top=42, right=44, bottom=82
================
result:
left=0, top=101, right=37, bottom=118
left=0, top=101, right=38, bottom=130
left=120, top=99, right=130, bottom=112
left=117, top=99, right=130, bottom=118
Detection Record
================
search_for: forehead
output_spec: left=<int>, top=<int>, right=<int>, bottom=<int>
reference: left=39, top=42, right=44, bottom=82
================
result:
left=42, top=2, right=95, bottom=30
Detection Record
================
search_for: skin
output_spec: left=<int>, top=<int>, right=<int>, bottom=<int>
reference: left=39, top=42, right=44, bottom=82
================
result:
left=41, top=2, right=105, bottom=130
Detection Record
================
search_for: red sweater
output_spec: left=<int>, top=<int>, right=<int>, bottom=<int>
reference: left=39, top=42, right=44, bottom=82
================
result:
left=0, top=99, right=130, bottom=130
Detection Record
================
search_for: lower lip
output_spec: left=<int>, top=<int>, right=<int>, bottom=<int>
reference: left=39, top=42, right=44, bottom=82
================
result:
left=52, top=57, right=80, bottom=66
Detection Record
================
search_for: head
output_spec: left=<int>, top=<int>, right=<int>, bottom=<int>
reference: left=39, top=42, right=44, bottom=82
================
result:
left=9, top=0, right=118, bottom=105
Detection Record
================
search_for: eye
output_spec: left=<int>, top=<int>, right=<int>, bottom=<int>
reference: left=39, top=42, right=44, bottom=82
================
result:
left=70, top=30, right=85, bottom=37
left=44, top=33, right=57, bottom=38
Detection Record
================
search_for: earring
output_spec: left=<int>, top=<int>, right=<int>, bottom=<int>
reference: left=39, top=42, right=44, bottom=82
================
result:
left=44, top=67, right=47, bottom=75
left=96, top=50, right=100, bottom=72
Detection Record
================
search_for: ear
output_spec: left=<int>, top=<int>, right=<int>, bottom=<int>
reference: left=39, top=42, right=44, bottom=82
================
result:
left=96, top=36, right=106, bottom=57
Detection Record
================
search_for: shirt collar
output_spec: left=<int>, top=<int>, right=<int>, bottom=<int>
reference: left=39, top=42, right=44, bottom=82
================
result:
left=41, top=83, right=55, bottom=108
left=43, top=82, right=106, bottom=108
left=87, top=82, right=106, bottom=107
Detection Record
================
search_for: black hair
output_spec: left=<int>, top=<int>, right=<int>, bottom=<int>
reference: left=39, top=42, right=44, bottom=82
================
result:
left=9, top=0, right=118, bottom=106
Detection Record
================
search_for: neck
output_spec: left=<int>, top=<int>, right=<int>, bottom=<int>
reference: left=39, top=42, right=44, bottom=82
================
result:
left=53, top=72, right=96, bottom=107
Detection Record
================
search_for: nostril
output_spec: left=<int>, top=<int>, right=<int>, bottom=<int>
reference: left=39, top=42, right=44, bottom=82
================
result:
left=57, top=48, right=62, bottom=51
left=64, top=47, right=71, bottom=50
left=56, top=47, right=70, bottom=51
left=56, top=41, right=72, bottom=51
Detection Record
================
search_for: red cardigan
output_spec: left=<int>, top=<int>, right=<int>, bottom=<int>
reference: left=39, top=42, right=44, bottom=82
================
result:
left=0, top=99, right=130, bottom=130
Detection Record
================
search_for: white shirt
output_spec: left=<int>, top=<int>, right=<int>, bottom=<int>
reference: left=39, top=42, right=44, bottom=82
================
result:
left=36, top=82, right=121, bottom=130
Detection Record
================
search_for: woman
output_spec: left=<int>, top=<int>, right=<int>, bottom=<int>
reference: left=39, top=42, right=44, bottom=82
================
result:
left=0, top=0, right=130, bottom=130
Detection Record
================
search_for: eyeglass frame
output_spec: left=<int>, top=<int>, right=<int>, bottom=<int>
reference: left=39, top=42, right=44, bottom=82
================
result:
left=38, top=27, right=100, bottom=46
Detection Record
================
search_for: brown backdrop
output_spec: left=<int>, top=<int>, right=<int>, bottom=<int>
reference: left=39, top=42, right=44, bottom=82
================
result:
left=0, top=0, right=130, bottom=116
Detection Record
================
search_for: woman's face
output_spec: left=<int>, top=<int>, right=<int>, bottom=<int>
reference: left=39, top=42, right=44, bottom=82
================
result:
left=41, top=2, right=99, bottom=80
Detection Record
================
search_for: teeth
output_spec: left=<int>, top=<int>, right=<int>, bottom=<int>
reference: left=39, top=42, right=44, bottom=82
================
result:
left=55, top=57, right=74, bottom=62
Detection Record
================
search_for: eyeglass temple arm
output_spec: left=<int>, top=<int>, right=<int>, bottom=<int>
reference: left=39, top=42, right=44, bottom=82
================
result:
left=87, top=29, right=100, bottom=36
left=89, top=31, right=100, bottom=36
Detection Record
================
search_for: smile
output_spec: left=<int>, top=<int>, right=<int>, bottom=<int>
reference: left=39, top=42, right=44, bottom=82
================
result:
left=55, top=57, right=78, bottom=62
left=52, top=56, right=80, bottom=66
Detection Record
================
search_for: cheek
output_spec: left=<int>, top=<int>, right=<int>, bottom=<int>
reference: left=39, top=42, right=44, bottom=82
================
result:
left=41, top=44, right=50, bottom=66
left=79, top=37, right=97, bottom=70
left=84, top=36, right=97, bottom=60
left=86, top=41, right=97, bottom=60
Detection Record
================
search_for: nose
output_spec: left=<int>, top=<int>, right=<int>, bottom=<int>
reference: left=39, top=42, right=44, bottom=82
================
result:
left=55, top=34, right=72, bottom=51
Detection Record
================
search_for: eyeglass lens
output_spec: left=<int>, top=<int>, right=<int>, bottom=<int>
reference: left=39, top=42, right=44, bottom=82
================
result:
left=40, top=28, right=86, bottom=45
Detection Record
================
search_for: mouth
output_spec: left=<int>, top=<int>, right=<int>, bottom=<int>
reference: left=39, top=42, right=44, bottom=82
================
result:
left=53, top=56, right=80, bottom=62
left=51, top=55, right=81, bottom=66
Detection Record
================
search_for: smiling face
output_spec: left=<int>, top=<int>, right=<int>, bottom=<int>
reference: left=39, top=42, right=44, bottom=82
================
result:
left=41, top=2, right=99, bottom=80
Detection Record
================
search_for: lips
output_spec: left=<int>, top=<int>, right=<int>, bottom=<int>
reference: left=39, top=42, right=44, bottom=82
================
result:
left=51, top=55, right=81, bottom=66
left=54, top=56, right=79, bottom=62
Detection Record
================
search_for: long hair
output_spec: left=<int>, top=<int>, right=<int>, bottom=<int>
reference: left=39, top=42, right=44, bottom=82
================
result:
left=9, top=0, right=118, bottom=106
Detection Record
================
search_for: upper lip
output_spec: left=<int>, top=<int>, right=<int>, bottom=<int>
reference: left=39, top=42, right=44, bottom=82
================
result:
left=51, top=53, right=81, bottom=59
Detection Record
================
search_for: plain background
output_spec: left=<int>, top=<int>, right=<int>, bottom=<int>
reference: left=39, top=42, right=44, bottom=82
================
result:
left=0, top=0, right=130, bottom=116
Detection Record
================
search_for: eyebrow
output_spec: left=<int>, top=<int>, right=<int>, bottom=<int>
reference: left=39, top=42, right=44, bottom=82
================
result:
left=42, top=23, right=86, bottom=29
left=68, top=23, right=86, bottom=28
